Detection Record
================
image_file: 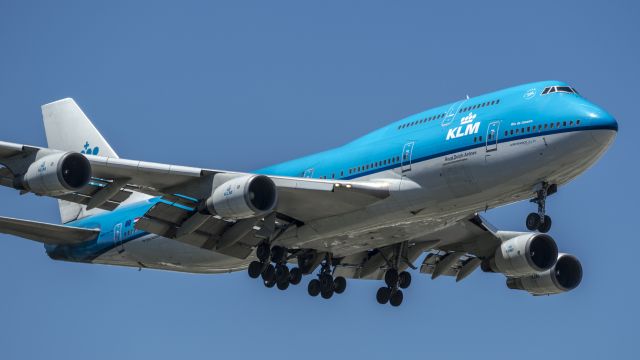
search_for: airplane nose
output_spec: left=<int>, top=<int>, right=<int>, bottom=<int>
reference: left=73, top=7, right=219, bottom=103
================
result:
left=582, top=103, right=618, bottom=132
left=580, top=103, right=617, bottom=146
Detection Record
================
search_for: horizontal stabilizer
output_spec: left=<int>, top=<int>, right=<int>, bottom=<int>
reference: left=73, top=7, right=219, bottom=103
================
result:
left=0, top=216, right=99, bottom=245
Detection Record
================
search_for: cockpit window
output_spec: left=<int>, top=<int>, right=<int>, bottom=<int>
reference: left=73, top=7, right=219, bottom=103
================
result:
left=556, top=86, right=574, bottom=93
left=541, top=86, right=579, bottom=96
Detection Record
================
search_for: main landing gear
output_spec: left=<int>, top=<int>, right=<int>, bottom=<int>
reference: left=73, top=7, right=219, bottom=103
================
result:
left=307, top=254, right=347, bottom=300
left=376, top=268, right=411, bottom=307
left=247, top=243, right=302, bottom=290
left=526, top=182, right=557, bottom=233
left=376, top=242, right=414, bottom=307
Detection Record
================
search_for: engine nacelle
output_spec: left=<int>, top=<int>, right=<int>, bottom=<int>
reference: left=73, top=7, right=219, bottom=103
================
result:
left=204, top=175, right=277, bottom=220
left=19, top=152, right=92, bottom=196
left=506, top=253, right=583, bottom=295
left=482, top=233, right=558, bottom=277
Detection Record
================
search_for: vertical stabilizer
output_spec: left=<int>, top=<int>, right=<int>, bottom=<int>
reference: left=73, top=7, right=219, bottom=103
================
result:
left=42, top=98, right=118, bottom=158
left=41, top=98, right=119, bottom=223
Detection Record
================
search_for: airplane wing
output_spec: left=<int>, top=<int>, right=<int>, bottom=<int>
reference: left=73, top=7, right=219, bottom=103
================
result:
left=333, top=214, right=501, bottom=281
left=0, top=215, right=99, bottom=245
left=0, top=141, right=390, bottom=257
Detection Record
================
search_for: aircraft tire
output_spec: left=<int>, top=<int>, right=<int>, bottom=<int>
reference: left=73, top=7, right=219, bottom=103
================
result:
left=538, top=215, right=552, bottom=233
left=398, top=271, right=411, bottom=289
left=289, top=267, right=302, bottom=285
left=389, top=289, right=403, bottom=307
left=320, top=288, right=334, bottom=299
left=248, top=261, right=263, bottom=279
left=308, top=279, right=321, bottom=297
left=334, top=276, right=347, bottom=294
left=376, top=287, right=390, bottom=304
left=526, top=213, right=541, bottom=231
left=384, top=268, right=398, bottom=288
left=261, top=264, right=275, bottom=282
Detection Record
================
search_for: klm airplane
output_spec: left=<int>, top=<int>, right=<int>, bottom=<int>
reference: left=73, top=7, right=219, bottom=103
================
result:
left=0, top=81, right=617, bottom=306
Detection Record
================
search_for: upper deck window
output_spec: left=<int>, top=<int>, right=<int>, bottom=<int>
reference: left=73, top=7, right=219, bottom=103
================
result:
left=541, top=86, right=579, bottom=95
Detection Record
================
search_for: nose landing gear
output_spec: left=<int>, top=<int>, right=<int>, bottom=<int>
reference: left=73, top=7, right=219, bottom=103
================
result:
left=526, top=182, right=557, bottom=233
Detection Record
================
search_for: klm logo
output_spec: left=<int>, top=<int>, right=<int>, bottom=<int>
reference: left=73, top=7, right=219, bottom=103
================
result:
left=81, top=141, right=99, bottom=155
left=37, top=161, right=47, bottom=173
left=446, top=113, right=480, bottom=140
left=223, top=185, right=233, bottom=197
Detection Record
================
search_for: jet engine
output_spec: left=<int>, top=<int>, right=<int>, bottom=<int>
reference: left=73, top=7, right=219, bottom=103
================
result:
left=204, top=175, right=277, bottom=220
left=19, top=152, right=92, bottom=196
left=506, top=253, right=583, bottom=295
left=481, top=233, right=558, bottom=277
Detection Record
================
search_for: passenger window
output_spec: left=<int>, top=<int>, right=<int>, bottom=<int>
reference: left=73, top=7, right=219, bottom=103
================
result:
left=544, top=124, right=548, bottom=129
left=504, top=131, right=508, bottom=136
left=527, top=126, right=530, bottom=132
left=556, top=122, right=560, bottom=127
left=570, top=121, right=574, bottom=126
left=516, top=129, right=519, bottom=134
left=478, top=136, right=483, bottom=141
left=576, top=119, right=581, bottom=125
left=563, top=121, right=566, bottom=126
left=510, top=129, right=514, bottom=135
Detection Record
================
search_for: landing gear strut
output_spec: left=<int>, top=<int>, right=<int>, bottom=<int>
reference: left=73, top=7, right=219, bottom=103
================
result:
left=307, top=254, right=347, bottom=300
left=526, top=182, right=556, bottom=233
left=247, top=243, right=302, bottom=290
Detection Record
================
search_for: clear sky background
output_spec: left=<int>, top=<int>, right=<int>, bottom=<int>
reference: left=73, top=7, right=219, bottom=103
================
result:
left=0, top=1, right=637, bottom=359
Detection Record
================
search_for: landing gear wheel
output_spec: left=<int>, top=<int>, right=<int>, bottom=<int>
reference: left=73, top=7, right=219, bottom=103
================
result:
left=248, top=261, right=263, bottom=279
left=275, top=264, right=290, bottom=283
left=308, top=279, right=321, bottom=297
left=389, top=289, right=404, bottom=307
left=333, top=276, right=347, bottom=294
left=270, top=246, right=286, bottom=263
left=261, top=264, right=275, bottom=282
left=319, top=274, right=334, bottom=292
left=264, top=279, right=276, bottom=288
left=289, top=267, right=302, bottom=285
left=256, top=243, right=271, bottom=262
left=321, top=288, right=334, bottom=299
left=376, top=287, right=391, bottom=304
left=398, top=271, right=412, bottom=289
left=538, top=215, right=552, bottom=233
left=526, top=213, right=541, bottom=231
left=276, top=280, right=290, bottom=291
left=384, top=268, right=399, bottom=288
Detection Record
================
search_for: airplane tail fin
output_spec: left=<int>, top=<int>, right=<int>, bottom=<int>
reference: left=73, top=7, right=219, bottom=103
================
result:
left=41, top=98, right=119, bottom=158
left=41, top=98, right=120, bottom=223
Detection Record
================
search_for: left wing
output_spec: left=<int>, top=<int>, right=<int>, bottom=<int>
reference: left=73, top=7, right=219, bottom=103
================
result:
left=0, top=140, right=390, bottom=258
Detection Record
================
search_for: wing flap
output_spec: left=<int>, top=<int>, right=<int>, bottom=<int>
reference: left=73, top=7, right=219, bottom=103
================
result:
left=0, top=215, right=99, bottom=245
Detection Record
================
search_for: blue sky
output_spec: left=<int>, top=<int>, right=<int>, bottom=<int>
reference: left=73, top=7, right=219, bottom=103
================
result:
left=0, top=1, right=637, bottom=358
